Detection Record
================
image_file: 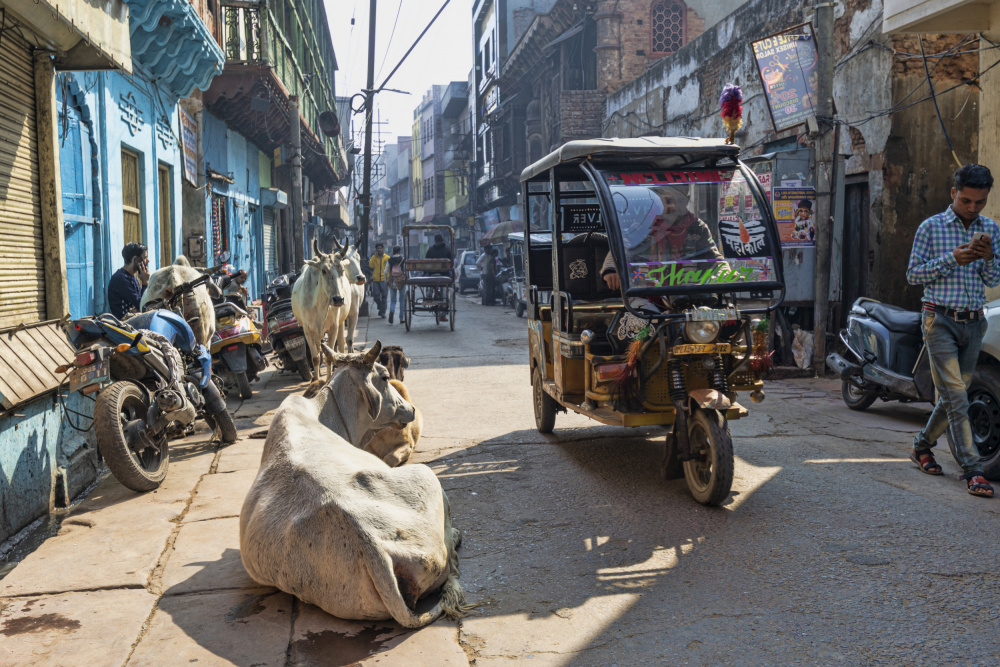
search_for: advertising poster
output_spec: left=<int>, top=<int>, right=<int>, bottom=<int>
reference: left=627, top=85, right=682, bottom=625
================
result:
left=179, top=107, right=198, bottom=186
left=751, top=23, right=818, bottom=131
left=773, top=187, right=816, bottom=246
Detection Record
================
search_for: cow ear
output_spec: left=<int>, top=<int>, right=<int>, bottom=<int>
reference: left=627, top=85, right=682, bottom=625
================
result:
left=400, top=354, right=410, bottom=369
left=363, top=341, right=382, bottom=367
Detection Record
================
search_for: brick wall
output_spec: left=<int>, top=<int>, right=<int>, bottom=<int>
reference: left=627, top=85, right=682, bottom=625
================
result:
left=559, top=90, right=607, bottom=141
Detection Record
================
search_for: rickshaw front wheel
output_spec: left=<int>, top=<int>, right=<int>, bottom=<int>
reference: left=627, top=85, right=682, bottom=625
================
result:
left=532, top=367, right=557, bottom=433
left=682, top=409, right=734, bottom=506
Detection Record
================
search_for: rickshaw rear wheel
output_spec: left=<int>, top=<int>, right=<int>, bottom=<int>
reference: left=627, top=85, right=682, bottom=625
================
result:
left=532, top=367, right=557, bottom=433
left=682, top=409, right=734, bottom=506
left=450, top=289, right=456, bottom=331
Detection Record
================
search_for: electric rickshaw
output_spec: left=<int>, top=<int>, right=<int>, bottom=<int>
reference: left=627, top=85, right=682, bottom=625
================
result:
left=522, top=137, right=785, bottom=505
left=401, top=224, right=457, bottom=331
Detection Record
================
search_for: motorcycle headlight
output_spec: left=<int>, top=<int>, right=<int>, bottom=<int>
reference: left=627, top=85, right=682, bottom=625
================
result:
left=683, top=320, right=721, bottom=344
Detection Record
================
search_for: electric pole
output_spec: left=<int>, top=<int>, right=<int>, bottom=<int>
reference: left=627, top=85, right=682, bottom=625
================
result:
left=360, top=0, right=377, bottom=263
left=812, top=5, right=836, bottom=372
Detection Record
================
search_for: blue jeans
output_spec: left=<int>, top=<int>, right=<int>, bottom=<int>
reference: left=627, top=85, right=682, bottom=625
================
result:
left=388, top=285, right=405, bottom=316
left=914, top=311, right=988, bottom=474
left=370, top=281, right=387, bottom=316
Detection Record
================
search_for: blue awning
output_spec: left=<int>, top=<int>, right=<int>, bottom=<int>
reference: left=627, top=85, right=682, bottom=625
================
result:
left=127, top=0, right=225, bottom=100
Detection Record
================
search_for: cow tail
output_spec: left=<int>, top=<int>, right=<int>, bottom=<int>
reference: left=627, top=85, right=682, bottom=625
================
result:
left=439, top=532, right=477, bottom=620
left=363, top=542, right=443, bottom=629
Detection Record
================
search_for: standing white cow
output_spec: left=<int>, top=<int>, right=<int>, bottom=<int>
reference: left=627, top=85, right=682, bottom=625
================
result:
left=141, top=256, right=220, bottom=346
left=342, top=243, right=367, bottom=353
left=292, top=238, right=350, bottom=394
left=239, top=342, right=472, bottom=628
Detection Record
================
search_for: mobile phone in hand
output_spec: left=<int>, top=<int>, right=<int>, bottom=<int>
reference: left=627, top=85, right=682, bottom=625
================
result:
left=973, top=231, right=992, bottom=245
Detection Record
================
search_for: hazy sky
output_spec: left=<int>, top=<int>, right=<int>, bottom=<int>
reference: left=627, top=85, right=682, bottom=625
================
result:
left=326, top=0, right=474, bottom=151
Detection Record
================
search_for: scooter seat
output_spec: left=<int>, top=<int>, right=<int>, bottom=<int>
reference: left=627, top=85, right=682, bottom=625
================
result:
left=859, top=301, right=922, bottom=335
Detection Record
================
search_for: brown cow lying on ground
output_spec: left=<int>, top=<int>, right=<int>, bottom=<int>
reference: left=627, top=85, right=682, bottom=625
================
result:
left=378, top=345, right=410, bottom=381
left=363, top=379, right=422, bottom=466
left=239, top=341, right=472, bottom=628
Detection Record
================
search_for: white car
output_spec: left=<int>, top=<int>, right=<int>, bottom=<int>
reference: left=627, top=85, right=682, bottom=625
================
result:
left=457, top=250, right=481, bottom=294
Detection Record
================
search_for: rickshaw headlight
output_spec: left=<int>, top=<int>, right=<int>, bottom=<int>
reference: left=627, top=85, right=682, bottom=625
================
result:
left=683, top=320, right=720, bottom=344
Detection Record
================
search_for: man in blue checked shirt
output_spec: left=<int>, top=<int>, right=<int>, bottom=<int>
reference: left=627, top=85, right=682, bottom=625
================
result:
left=906, top=164, right=1000, bottom=498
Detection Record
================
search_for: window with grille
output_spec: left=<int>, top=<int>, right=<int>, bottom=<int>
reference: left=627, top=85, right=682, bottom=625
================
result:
left=651, top=0, right=686, bottom=56
left=121, top=149, right=143, bottom=245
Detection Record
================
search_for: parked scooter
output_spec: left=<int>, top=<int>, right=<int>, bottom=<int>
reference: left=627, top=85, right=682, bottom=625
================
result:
left=264, top=272, right=312, bottom=381
left=498, top=265, right=516, bottom=309
left=209, top=290, right=267, bottom=399
left=59, top=304, right=237, bottom=492
left=827, top=297, right=1000, bottom=477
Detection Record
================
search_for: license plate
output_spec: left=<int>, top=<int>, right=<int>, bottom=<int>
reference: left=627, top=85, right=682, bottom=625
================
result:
left=285, top=336, right=304, bottom=349
left=672, top=343, right=732, bottom=356
left=68, top=360, right=110, bottom=393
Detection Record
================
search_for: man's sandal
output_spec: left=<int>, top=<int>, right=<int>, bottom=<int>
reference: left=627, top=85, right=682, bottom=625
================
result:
left=963, top=473, right=995, bottom=498
left=910, top=450, right=943, bottom=475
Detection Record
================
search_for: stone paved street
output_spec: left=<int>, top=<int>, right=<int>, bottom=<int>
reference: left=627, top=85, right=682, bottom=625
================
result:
left=2, top=296, right=1000, bottom=666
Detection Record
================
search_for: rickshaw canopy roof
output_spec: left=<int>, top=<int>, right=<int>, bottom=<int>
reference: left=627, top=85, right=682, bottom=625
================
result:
left=520, top=137, right=741, bottom=183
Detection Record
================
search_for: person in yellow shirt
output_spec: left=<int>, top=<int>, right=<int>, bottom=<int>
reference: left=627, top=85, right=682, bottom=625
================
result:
left=368, top=243, right=390, bottom=318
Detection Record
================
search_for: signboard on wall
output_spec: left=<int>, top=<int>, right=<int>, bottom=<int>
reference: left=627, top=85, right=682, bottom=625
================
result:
left=179, top=107, right=198, bottom=186
left=751, top=23, right=818, bottom=131
left=774, top=187, right=816, bottom=246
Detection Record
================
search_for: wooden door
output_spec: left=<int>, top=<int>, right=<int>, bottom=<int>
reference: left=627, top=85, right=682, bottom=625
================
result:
left=158, top=164, right=172, bottom=266
left=840, top=177, right=870, bottom=325
left=121, top=149, right=142, bottom=245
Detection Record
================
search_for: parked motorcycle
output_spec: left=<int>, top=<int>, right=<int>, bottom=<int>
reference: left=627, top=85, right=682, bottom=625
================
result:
left=498, top=265, right=516, bottom=309
left=210, top=293, right=267, bottom=399
left=827, top=297, right=1000, bottom=478
left=59, top=305, right=236, bottom=492
left=479, top=265, right=511, bottom=304
left=264, top=272, right=311, bottom=382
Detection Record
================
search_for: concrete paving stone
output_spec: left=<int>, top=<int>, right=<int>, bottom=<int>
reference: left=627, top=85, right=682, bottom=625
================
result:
left=128, top=589, right=293, bottom=667
left=0, top=588, right=155, bottom=667
left=184, top=469, right=259, bottom=523
left=161, top=517, right=259, bottom=595
left=288, top=602, right=467, bottom=667
left=215, top=440, right=265, bottom=474
left=1, top=442, right=218, bottom=596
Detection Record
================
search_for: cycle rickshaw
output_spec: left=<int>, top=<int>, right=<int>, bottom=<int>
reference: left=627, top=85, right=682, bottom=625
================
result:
left=401, top=224, right=457, bottom=331
left=522, top=137, right=785, bottom=505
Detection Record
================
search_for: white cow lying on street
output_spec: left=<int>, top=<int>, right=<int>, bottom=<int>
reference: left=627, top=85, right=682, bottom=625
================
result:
left=141, top=255, right=220, bottom=346
left=292, top=238, right=351, bottom=394
left=239, top=342, right=472, bottom=628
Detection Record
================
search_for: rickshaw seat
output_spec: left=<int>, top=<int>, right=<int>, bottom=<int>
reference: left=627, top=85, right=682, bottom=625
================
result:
left=405, top=275, right=453, bottom=287
left=561, top=233, right=617, bottom=302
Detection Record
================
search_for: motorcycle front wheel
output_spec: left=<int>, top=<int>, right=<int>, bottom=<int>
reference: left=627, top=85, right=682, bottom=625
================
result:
left=94, top=381, right=168, bottom=492
left=205, top=410, right=238, bottom=445
left=841, top=380, right=876, bottom=411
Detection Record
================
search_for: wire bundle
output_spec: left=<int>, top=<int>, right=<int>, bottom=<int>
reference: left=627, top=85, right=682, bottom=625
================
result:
left=719, top=84, right=743, bottom=145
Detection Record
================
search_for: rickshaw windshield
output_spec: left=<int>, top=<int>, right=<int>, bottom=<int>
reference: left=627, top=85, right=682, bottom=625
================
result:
left=597, top=166, right=783, bottom=298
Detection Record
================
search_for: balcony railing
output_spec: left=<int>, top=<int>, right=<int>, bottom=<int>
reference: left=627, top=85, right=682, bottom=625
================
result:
left=222, top=1, right=342, bottom=176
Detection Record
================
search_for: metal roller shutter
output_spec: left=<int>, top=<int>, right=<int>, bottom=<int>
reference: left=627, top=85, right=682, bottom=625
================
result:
left=262, top=207, right=275, bottom=280
left=0, top=32, right=45, bottom=327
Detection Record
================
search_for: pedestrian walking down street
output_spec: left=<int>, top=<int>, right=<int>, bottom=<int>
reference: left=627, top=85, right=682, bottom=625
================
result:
left=387, top=245, right=405, bottom=324
left=906, top=164, right=1000, bottom=498
left=479, top=246, right=497, bottom=306
left=369, top=243, right=389, bottom=318
left=107, top=242, right=150, bottom=319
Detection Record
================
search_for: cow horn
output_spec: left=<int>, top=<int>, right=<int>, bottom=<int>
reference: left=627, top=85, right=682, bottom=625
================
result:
left=201, top=262, right=227, bottom=275
left=330, top=236, right=344, bottom=255
left=312, top=237, right=324, bottom=259
left=363, top=340, right=382, bottom=367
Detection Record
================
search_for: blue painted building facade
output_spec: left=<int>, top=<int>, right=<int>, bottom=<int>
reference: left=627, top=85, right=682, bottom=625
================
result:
left=0, top=0, right=224, bottom=544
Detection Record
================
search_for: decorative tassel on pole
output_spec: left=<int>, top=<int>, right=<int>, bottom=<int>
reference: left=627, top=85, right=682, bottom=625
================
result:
left=719, top=83, right=743, bottom=145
